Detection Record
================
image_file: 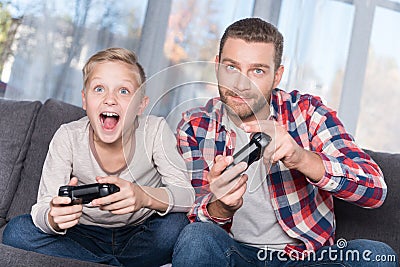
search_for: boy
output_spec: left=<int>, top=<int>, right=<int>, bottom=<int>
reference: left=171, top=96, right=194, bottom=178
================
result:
left=3, top=47, right=195, bottom=266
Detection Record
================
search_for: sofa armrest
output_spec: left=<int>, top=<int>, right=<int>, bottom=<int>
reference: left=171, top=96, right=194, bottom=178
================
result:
left=334, top=149, right=400, bottom=255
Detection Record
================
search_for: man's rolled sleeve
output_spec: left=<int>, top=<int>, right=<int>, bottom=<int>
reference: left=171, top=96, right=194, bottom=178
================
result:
left=308, top=151, right=387, bottom=208
left=307, top=97, right=387, bottom=209
left=188, top=193, right=233, bottom=230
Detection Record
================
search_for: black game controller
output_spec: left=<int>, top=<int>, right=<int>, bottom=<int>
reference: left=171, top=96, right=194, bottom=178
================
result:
left=225, top=132, right=271, bottom=178
left=58, top=183, right=120, bottom=205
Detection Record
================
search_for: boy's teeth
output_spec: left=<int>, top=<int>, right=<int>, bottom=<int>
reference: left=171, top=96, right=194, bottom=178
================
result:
left=102, top=112, right=118, bottom=117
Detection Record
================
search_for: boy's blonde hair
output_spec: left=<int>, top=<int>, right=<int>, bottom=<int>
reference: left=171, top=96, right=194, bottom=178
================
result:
left=82, top=47, right=146, bottom=92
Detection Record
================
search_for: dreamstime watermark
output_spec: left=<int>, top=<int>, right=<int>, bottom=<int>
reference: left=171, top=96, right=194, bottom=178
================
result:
left=257, top=238, right=397, bottom=263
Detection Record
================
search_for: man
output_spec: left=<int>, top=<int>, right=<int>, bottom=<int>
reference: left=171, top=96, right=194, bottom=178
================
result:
left=173, top=18, right=397, bottom=266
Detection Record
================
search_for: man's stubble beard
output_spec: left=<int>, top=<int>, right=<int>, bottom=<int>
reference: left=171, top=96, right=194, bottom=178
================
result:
left=218, top=86, right=272, bottom=121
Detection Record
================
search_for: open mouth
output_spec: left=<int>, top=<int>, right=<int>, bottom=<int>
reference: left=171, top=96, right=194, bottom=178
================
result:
left=99, top=112, right=120, bottom=130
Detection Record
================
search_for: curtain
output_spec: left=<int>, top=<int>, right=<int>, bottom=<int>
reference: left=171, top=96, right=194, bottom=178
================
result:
left=4, top=0, right=147, bottom=105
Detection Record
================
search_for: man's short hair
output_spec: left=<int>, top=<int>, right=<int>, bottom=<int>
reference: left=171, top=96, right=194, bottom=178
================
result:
left=219, top=18, right=284, bottom=71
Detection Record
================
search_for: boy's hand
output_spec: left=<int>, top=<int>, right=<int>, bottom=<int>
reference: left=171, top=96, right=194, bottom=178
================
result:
left=92, top=176, right=149, bottom=215
left=48, top=177, right=83, bottom=231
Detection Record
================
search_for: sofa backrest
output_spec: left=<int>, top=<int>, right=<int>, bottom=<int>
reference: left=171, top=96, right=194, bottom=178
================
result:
left=0, top=99, right=42, bottom=227
left=334, top=149, right=400, bottom=255
left=6, top=98, right=86, bottom=221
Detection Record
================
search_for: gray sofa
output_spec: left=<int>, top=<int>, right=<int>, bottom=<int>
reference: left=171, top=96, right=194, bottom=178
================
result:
left=0, top=98, right=399, bottom=266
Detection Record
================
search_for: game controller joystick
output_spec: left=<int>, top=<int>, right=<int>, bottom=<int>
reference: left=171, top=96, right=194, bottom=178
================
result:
left=225, top=132, right=271, bottom=178
left=58, top=183, right=120, bottom=205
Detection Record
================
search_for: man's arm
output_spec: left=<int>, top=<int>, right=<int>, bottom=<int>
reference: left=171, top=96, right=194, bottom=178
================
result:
left=176, top=116, right=246, bottom=229
left=308, top=101, right=386, bottom=208
left=242, top=97, right=386, bottom=208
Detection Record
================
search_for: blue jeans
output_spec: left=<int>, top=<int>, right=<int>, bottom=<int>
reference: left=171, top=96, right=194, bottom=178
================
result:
left=172, top=222, right=398, bottom=267
left=2, top=212, right=188, bottom=266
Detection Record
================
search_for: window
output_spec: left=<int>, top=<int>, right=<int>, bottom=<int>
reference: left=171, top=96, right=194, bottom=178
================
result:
left=148, top=0, right=255, bottom=127
left=1, top=0, right=147, bottom=105
left=355, top=6, right=400, bottom=152
left=278, top=0, right=354, bottom=110
left=165, top=0, right=254, bottom=64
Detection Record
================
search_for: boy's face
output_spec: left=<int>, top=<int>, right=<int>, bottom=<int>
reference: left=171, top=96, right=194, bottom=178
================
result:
left=215, top=37, right=284, bottom=122
left=81, top=61, right=148, bottom=145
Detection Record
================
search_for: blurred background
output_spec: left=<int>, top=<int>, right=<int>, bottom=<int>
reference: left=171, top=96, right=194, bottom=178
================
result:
left=0, top=0, right=399, bottom=153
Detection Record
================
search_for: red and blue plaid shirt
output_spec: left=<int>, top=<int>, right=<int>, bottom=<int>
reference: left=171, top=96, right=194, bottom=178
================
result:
left=176, top=88, right=386, bottom=256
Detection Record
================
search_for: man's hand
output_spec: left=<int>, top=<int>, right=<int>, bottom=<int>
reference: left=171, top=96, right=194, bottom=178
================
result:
left=242, top=120, right=325, bottom=182
left=48, top=177, right=83, bottom=231
left=207, top=155, right=248, bottom=218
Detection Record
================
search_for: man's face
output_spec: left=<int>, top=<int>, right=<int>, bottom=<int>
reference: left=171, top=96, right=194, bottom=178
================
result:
left=81, top=61, right=148, bottom=145
left=216, top=37, right=283, bottom=122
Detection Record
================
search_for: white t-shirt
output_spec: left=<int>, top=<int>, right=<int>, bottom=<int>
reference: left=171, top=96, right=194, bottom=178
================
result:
left=227, top=119, right=299, bottom=250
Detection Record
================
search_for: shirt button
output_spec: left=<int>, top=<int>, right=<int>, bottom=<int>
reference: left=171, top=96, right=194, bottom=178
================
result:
left=333, top=164, right=341, bottom=173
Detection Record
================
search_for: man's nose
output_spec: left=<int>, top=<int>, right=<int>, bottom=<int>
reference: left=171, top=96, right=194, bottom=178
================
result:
left=233, top=71, right=251, bottom=92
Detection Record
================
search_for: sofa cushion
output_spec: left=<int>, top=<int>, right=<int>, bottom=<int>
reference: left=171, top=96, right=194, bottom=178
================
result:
left=6, top=99, right=86, bottom=220
left=0, top=99, right=41, bottom=225
left=334, top=149, right=400, bottom=255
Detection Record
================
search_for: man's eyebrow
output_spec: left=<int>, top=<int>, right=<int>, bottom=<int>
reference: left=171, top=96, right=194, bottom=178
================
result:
left=221, top=58, right=271, bottom=69
left=221, top=58, right=239, bottom=65
left=249, top=63, right=271, bottom=69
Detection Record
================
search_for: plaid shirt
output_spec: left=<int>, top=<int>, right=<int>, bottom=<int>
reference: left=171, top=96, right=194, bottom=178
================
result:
left=176, top=88, right=387, bottom=255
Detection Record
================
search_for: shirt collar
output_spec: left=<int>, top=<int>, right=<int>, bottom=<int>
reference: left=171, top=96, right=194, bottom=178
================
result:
left=269, top=88, right=279, bottom=120
left=221, top=105, right=233, bottom=132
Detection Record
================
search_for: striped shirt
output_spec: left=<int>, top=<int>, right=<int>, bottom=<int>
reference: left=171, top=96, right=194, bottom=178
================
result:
left=176, top=88, right=387, bottom=255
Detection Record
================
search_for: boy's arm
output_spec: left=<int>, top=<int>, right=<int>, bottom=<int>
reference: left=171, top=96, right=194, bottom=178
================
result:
left=31, top=125, right=74, bottom=234
left=150, top=118, right=195, bottom=214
